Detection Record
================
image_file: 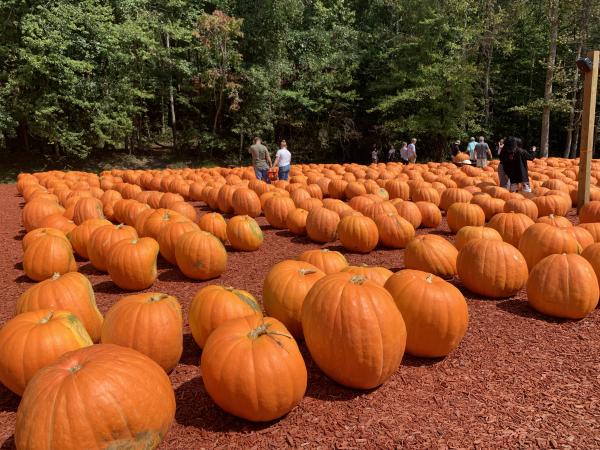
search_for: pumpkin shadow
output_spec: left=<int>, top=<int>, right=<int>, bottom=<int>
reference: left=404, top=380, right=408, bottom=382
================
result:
left=13, top=274, right=31, bottom=284
left=173, top=377, right=275, bottom=432
left=179, top=333, right=201, bottom=366
left=402, top=354, right=444, bottom=367
left=157, top=258, right=173, bottom=271
left=496, top=299, right=569, bottom=324
left=275, top=230, right=295, bottom=238
left=13, top=232, right=24, bottom=241
left=92, top=280, right=128, bottom=295
left=78, top=263, right=101, bottom=276
left=290, top=236, right=313, bottom=245
left=0, top=436, right=15, bottom=450
left=0, top=385, right=19, bottom=414
left=12, top=262, right=22, bottom=270
left=158, top=268, right=188, bottom=283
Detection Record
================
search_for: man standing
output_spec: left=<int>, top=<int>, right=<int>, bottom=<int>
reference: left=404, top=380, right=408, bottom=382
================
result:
left=467, top=137, right=477, bottom=162
left=407, top=138, right=417, bottom=163
left=474, top=136, right=492, bottom=168
left=387, top=144, right=396, bottom=162
left=249, top=137, right=272, bottom=183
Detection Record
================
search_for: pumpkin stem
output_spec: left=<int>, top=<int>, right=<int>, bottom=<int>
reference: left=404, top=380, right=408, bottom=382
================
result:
left=68, top=364, right=82, bottom=374
left=39, top=310, right=54, bottom=324
left=51, top=272, right=61, bottom=281
left=349, top=275, right=367, bottom=285
left=248, top=322, right=292, bottom=344
left=299, top=268, right=317, bottom=276
left=116, top=223, right=124, bottom=229
left=131, top=238, right=138, bottom=244
left=149, top=294, right=168, bottom=303
left=425, top=274, right=434, bottom=283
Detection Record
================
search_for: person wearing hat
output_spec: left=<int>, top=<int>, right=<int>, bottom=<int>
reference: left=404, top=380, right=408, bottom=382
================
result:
left=451, top=140, right=461, bottom=156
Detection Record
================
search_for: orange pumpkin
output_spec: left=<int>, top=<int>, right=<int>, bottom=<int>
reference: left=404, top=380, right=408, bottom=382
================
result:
left=226, top=215, right=264, bottom=251
left=404, top=235, right=458, bottom=279
left=67, top=218, right=111, bottom=259
left=394, top=201, right=422, bottom=228
left=454, top=226, right=502, bottom=251
left=101, top=293, right=182, bottom=372
left=384, top=270, right=468, bottom=357
left=231, top=187, right=262, bottom=217
left=264, top=196, right=295, bottom=229
left=301, top=273, right=406, bottom=389
left=189, top=285, right=262, bottom=348
left=106, top=237, right=159, bottom=290
left=503, top=198, right=539, bottom=220
left=298, top=248, right=348, bottom=274
left=168, top=201, right=198, bottom=222
left=439, top=188, right=473, bottom=211
left=198, top=212, right=228, bottom=242
left=337, top=215, right=379, bottom=253
left=578, top=223, right=600, bottom=242
left=341, top=264, right=393, bottom=286
left=15, top=344, right=175, bottom=450
left=579, top=200, right=600, bottom=223
left=286, top=208, right=309, bottom=235
left=536, top=214, right=572, bottom=227
left=23, top=233, right=77, bottom=281
left=415, top=201, right=442, bottom=228
left=201, top=316, right=307, bottom=421
left=175, top=230, right=227, bottom=280
left=38, top=213, right=75, bottom=234
left=72, top=197, right=105, bottom=225
left=87, top=223, right=138, bottom=272
left=532, top=194, right=569, bottom=217
left=582, top=242, right=600, bottom=281
left=518, top=223, right=582, bottom=270
left=486, top=212, right=534, bottom=248
left=0, top=310, right=92, bottom=395
left=373, top=212, right=415, bottom=248
left=22, top=198, right=65, bottom=232
left=22, top=227, right=68, bottom=252
left=447, top=202, right=485, bottom=233
left=564, top=226, right=594, bottom=250
left=306, top=207, right=340, bottom=243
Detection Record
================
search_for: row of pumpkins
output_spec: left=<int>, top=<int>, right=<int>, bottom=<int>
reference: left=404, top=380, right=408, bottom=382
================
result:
left=7, top=158, right=600, bottom=449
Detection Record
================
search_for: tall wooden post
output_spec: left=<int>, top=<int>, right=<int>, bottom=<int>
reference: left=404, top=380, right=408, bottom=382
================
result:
left=577, top=50, right=599, bottom=211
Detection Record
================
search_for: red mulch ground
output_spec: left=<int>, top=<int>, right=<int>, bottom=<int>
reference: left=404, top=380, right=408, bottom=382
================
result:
left=1, top=182, right=600, bottom=449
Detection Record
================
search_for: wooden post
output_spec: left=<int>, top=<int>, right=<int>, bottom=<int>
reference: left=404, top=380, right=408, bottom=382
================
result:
left=578, top=50, right=599, bottom=211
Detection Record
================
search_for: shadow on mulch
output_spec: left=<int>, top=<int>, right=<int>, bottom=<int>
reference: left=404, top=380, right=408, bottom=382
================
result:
left=426, top=229, right=453, bottom=237
left=13, top=232, right=24, bottom=241
left=174, top=377, right=275, bottom=432
left=12, top=262, right=22, bottom=270
left=157, top=259, right=173, bottom=271
left=0, top=436, right=15, bottom=450
left=13, top=274, right=31, bottom=284
left=290, top=236, right=313, bottom=245
left=79, top=263, right=101, bottom=276
left=158, top=268, right=188, bottom=283
left=275, top=230, right=295, bottom=238
left=496, top=299, right=569, bottom=324
left=0, top=385, right=19, bottom=414
left=92, top=280, right=127, bottom=294
left=180, top=333, right=201, bottom=366
left=402, top=354, right=444, bottom=367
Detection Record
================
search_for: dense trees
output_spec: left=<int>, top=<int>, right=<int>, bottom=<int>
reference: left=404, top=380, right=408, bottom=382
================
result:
left=0, top=0, right=599, bottom=162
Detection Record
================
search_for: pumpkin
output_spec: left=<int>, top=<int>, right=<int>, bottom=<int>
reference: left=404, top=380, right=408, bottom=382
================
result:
left=159, top=192, right=185, bottom=209
left=22, top=227, right=68, bottom=252
left=471, top=195, right=505, bottom=221
left=536, top=214, right=572, bottom=227
left=175, top=230, right=227, bottom=280
left=72, top=197, right=104, bottom=225
left=15, top=344, right=175, bottom=450
left=447, top=202, right=485, bottom=233
left=411, top=186, right=441, bottom=206
left=38, top=213, right=75, bottom=234
left=264, top=196, right=295, bottom=229
left=299, top=197, right=323, bottom=212
left=579, top=200, right=600, bottom=223
left=582, top=242, right=600, bottom=281
left=404, top=235, right=458, bottom=279
left=168, top=201, right=198, bottom=222
left=439, top=188, right=473, bottom=211
left=0, top=310, right=92, bottom=395
left=22, top=199, right=65, bottom=232
left=263, top=260, right=325, bottom=338
left=337, top=215, right=379, bottom=253
left=226, top=215, right=264, bottom=251
left=301, top=273, right=406, bottom=389
left=532, top=194, right=570, bottom=217
left=341, top=264, right=393, bottom=286
left=527, top=254, right=599, bottom=319
left=486, top=212, right=534, bottom=248
left=298, top=248, right=348, bottom=274
left=157, top=219, right=199, bottom=264
left=415, top=201, right=442, bottom=228
left=457, top=239, right=528, bottom=297
left=106, top=237, right=159, bottom=290
left=503, top=198, right=539, bottom=220
left=564, top=226, right=594, bottom=250
left=394, top=200, right=423, bottom=228
left=323, top=198, right=353, bottom=216
left=87, top=223, right=138, bottom=272
left=287, top=208, right=309, bottom=235
left=328, top=179, right=348, bottom=199
left=454, top=226, right=502, bottom=251
left=518, top=223, right=582, bottom=270
left=23, top=233, right=77, bottom=281
left=231, top=187, right=262, bottom=217
left=384, top=270, right=468, bottom=357
left=198, top=212, right=228, bottom=242
left=141, top=209, right=185, bottom=239
left=373, top=213, right=415, bottom=248
left=66, top=218, right=111, bottom=259
left=578, top=223, right=600, bottom=242
left=101, top=293, right=182, bottom=372
left=201, top=316, right=307, bottom=421
left=306, top=207, right=340, bottom=243
left=189, top=285, right=262, bottom=348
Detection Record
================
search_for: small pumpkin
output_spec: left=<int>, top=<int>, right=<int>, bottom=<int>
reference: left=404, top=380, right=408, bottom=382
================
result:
left=287, top=208, right=309, bottom=235
left=306, top=207, right=340, bottom=243
left=404, top=235, right=458, bottom=279
left=337, top=215, right=379, bottom=253
left=373, top=213, right=415, bottom=248
left=23, top=234, right=77, bottom=281
left=486, top=212, right=535, bottom=248
left=106, top=237, right=159, bottom=290
left=447, top=202, right=485, bottom=233
left=198, top=212, right=228, bottom=242
left=226, top=215, right=264, bottom=251
left=87, top=224, right=138, bottom=272
left=175, top=230, right=227, bottom=280
left=298, top=248, right=348, bottom=274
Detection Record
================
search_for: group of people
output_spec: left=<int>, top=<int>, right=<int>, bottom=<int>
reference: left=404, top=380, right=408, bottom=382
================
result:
left=249, top=137, right=292, bottom=183
left=373, top=138, right=418, bottom=165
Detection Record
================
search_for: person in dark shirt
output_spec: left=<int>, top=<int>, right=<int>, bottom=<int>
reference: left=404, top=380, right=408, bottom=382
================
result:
left=451, top=140, right=461, bottom=156
left=499, top=136, right=535, bottom=192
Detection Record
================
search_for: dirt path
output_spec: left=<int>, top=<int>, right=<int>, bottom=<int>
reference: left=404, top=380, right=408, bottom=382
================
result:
left=1, top=183, right=599, bottom=449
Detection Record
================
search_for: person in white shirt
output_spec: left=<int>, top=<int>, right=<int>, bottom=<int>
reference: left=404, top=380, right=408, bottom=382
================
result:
left=274, top=140, right=292, bottom=180
left=407, top=138, right=417, bottom=163
left=399, top=141, right=409, bottom=164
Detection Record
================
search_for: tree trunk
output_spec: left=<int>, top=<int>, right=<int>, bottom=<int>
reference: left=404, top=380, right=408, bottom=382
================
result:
left=166, top=32, right=177, bottom=152
left=540, top=0, right=559, bottom=158
left=238, top=132, right=244, bottom=165
left=483, top=42, right=494, bottom=130
left=570, top=111, right=582, bottom=158
left=212, top=81, right=224, bottom=135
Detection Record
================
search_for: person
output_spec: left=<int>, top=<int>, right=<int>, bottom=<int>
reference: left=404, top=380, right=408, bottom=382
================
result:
left=407, top=138, right=417, bottom=163
left=274, top=140, right=291, bottom=181
left=399, top=141, right=409, bottom=165
left=531, top=145, right=537, bottom=153
left=474, top=136, right=492, bottom=168
left=371, top=145, right=378, bottom=163
left=387, top=144, right=396, bottom=162
left=451, top=140, right=461, bottom=156
left=500, top=136, right=535, bottom=192
left=249, top=137, right=272, bottom=183
left=496, top=138, right=505, bottom=156
left=467, top=137, right=477, bottom=162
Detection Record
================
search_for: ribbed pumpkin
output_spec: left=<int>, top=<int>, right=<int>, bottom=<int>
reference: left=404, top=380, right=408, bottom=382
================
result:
left=231, top=187, right=261, bottom=217
left=404, top=235, right=458, bottom=279
left=394, top=201, right=422, bottom=229
left=582, top=242, right=600, bottom=281
left=23, top=233, right=77, bottom=281
left=201, top=316, right=307, bottom=421
left=189, top=285, right=262, bottom=348
left=21, top=199, right=65, bottom=232
left=72, top=197, right=104, bottom=225
left=17, top=272, right=103, bottom=342
left=298, top=248, right=348, bottom=274
left=578, top=223, right=600, bottom=242
left=374, top=212, right=415, bottom=248
left=38, top=213, right=76, bottom=234
left=503, top=198, right=539, bottom=220
left=22, top=227, right=68, bottom=252
left=67, top=218, right=111, bottom=259
left=263, top=260, right=325, bottom=339
left=385, top=179, right=410, bottom=200
left=564, top=226, right=594, bottom=250
left=141, top=209, right=184, bottom=239
left=263, top=196, right=295, bottom=229
left=287, top=208, right=309, bottom=235
left=341, top=264, right=393, bottom=286
left=169, top=201, right=198, bottom=222
left=306, top=207, right=340, bottom=243
left=101, top=293, right=182, bottom=372
left=106, top=237, right=159, bottom=290
left=457, top=239, right=528, bottom=297
left=412, top=186, right=441, bottom=206
left=439, top=188, right=473, bottom=211
left=157, top=219, right=199, bottom=264
left=454, top=226, right=502, bottom=251
left=384, top=270, right=468, bottom=357
left=87, top=223, right=138, bottom=272
left=447, top=202, right=485, bottom=233
left=518, top=223, right=582, bottom=270
left=364, top=201, right=398, bottom=220
left=532, top=194, right=570, bottom=217
left=198, top=212, right=228, bottom=242
left=15, top=344, right=175, bottom=450
left=302, top=273, right=406, bottom=389
left=175, top=230, right=227, bottom=280
left=527, top=254, right=599, bottom=319
left=415, top=201, right=442, bottom=228
left=486, top=212, right=535, bottom=248
left=536, top=214, right=572, bottom=227
left=226, top=215, right=264, bottom=251
left=337, top=215, right=379, bottom=253
left=0, top=310, right=92, bottom=395
left=579, top=200, right=600, bottom=223
left=471, top=195, right=505, bottom=221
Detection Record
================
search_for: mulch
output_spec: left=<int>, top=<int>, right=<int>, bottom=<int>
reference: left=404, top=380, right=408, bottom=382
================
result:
left=1, top=183, right=599, bottom=449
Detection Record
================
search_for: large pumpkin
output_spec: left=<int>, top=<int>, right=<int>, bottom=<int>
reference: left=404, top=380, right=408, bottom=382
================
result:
left=87, top=223, right=138, bottom=272
left=503, top=198, right=539, bottom=220
left=175, top=230, right=227, bottom=280
left=201, top=316, right=307, bottom=421
left=384, top=270, right=468, bottom=357
left=67, top=218, right=111, bottom=259
left=38, top=213, right=75, bottom=234
left=22, top=198, right=65, bottom=232
left=486, top=212, right=534, bottom=248
left=189, top=285, right=262, bottom=348
left=23, top=233, right=77, bottom=281
left=415, top=201, right=442, bottom=228
left=341, top=264, right=393, bottom=286
left=527, top=254, right=599, bottom=319
left=198, top=212, right=228, bottom=242
left=337, top=215, right=379, bottom=253
left=226, top=215, right=264, bottom=251
left=439, top=188, right=473, bottom=211
left=582, top=242, right=600, bottom=281
left=404, top=235, right=458, bottom=279
left=446, top=202, right=485, bottom=233
left=457, top=239, right=528, bottom=297
left=579, top=200, right=600, bottom=223
left=157, top=219, right=199, bottom=264
left=394, top=201, right=422, bottom=228
left=301, top=273, right=406, bottom=389
left=306, top=207, right=340, bottom=243
left=72, top=197, right=105, bottom=225
left=15, top=344, right=175, bottom=450
left=298, top=248, right=348, bottom=274
left=0, top=310, right=92, bottom=395
left=374, top=213, right=415, bottom=248
left=287, top=208, right=309, bottom=235
left=17, top=272, right=104, bottom=342
left=263, top=260, right=325, bottom=339
left=518, top=223, right=582, bottom=270
left=22, top=227, right=68, bottom=252
left=264, top=196, right=295, bottom=229
left=532, top=194, right=569, bottom=217
left=578, top=223, right=600, bottom=242
left=106, top=237, right=159, bottom=290
left=231, top=187, right=262, bottom=217
left=454, top=226, right=502, bottom=251
left=101, top=293, right=182, bottom=372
